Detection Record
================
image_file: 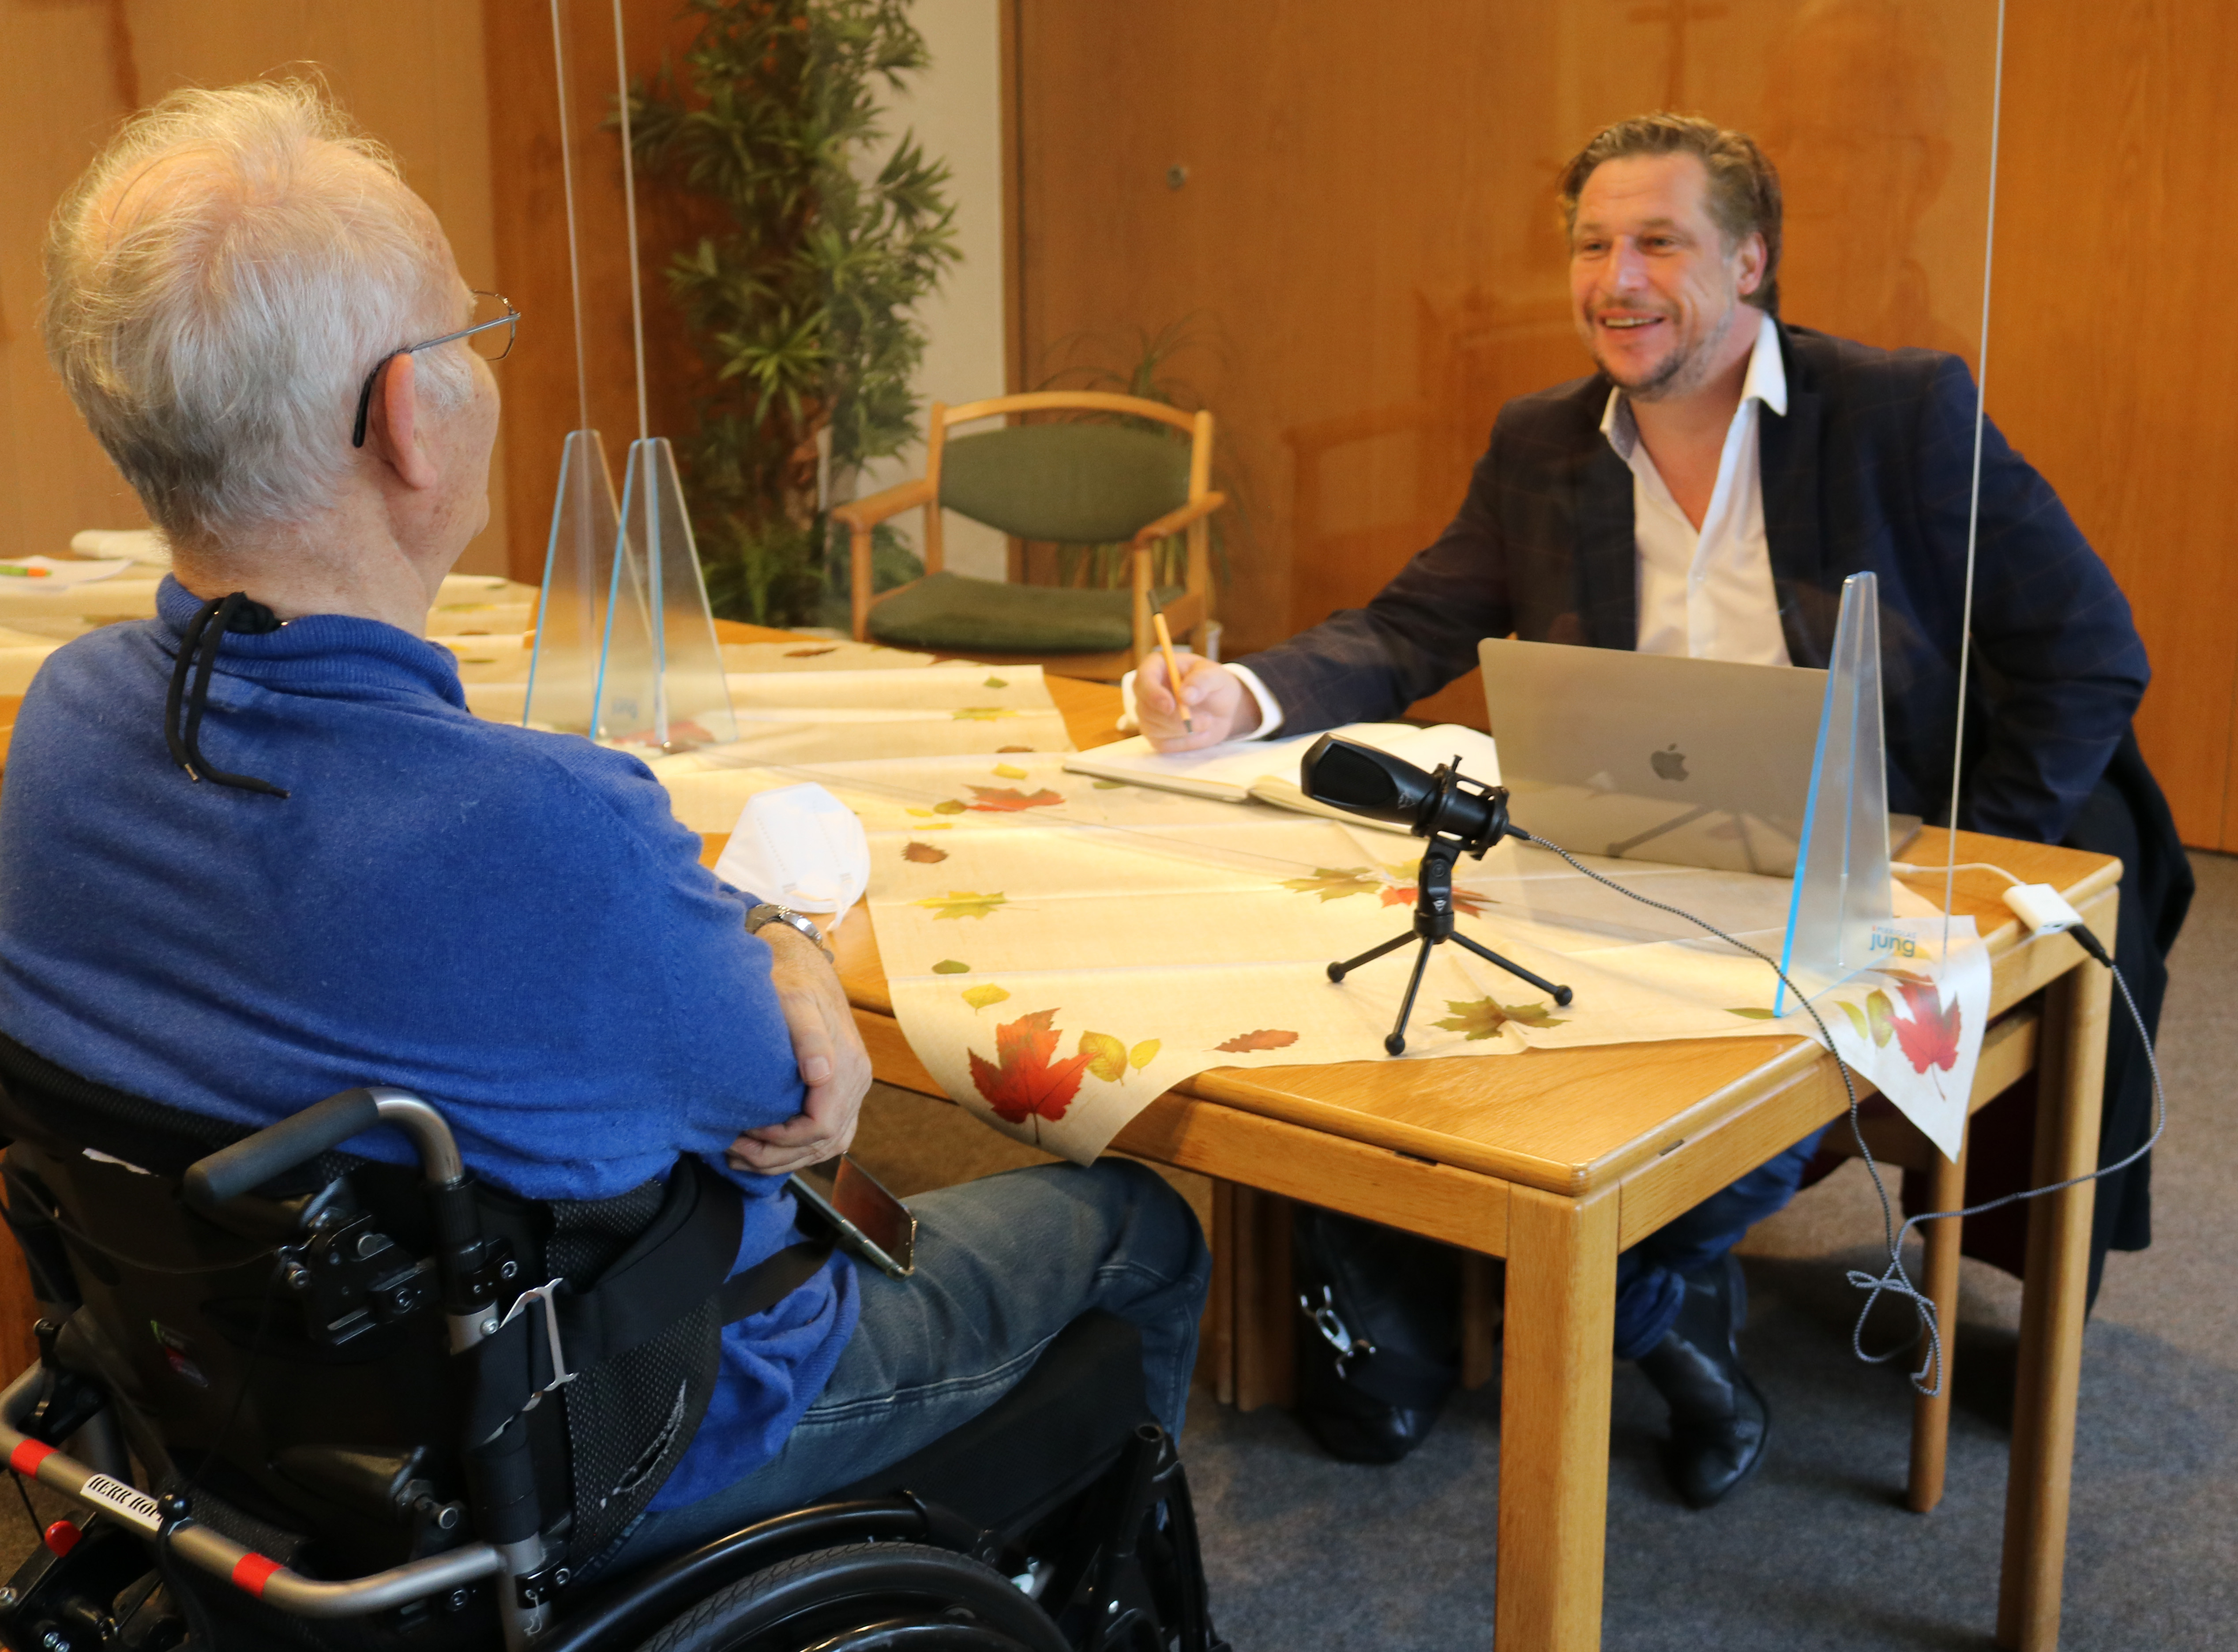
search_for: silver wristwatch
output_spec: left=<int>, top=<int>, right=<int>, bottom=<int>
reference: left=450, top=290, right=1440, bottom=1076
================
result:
left=745, top=902, right=833, bottom=961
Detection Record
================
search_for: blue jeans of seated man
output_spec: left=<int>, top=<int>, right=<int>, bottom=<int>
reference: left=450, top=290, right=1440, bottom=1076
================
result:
left=1612, top=1124, right=1830, bottom=1362
left=603, top=1158, right=1211, bottom=1574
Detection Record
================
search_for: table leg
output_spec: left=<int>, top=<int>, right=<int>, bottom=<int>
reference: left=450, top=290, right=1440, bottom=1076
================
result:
left=1908, top=1129, right=1968, bottom=1514
left=1997, top=937, right=2113, bottom=1651
left=1498, top=1184, right=1618, bottom=1652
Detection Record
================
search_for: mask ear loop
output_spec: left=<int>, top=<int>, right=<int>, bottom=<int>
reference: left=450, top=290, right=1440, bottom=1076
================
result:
left=162, top=593, right=291, bottom=798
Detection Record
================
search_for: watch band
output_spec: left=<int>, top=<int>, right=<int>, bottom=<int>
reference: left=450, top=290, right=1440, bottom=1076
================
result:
left=745, top=902, right=834, bottom=960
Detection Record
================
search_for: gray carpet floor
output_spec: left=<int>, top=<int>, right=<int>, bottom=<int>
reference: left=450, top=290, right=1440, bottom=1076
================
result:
left=7, top=859, right=2230, bottom=1647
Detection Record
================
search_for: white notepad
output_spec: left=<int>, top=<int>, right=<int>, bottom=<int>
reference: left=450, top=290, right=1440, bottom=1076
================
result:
left=1063, top=723, right=1500, bottom=830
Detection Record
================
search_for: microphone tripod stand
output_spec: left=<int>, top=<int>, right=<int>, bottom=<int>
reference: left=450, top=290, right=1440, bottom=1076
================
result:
left=1327, top=833, right=1573, bottom=1056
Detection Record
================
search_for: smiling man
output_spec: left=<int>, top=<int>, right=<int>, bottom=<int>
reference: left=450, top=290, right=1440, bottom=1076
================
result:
left=1135, top=113, right=2185, bottom=1507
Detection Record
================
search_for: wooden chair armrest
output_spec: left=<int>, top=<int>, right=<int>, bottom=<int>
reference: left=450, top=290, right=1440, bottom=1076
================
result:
left=831, top=476, right=935, bottom=530
left=1129, top=491, right=1228, bottom=548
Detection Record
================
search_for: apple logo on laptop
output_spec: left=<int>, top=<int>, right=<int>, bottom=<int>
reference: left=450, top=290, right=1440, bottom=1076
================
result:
left=1651, top=743, right=1689, bottom=782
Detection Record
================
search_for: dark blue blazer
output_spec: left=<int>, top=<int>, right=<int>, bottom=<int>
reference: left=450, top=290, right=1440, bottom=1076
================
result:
left=1241, top=322, right=2150, bottom=846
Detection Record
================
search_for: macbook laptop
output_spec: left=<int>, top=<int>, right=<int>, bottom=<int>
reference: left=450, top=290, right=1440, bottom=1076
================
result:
left=1475, top=638, right=1921, bottom=877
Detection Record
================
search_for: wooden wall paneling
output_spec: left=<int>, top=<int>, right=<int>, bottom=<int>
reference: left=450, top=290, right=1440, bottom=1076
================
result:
left=0, top=0, right=512, bottom=568
left=0, top=1, right=161, bottom=563
left=484, top=0, right=716, bottom=589
left=1014, top=0, right=2000, bottom=681
left=1988, top=0, right=2238, bottom=850
left=0, top=0, right=513, bottom=572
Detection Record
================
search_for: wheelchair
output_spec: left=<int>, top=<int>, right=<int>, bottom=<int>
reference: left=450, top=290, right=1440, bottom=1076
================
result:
left=0, top=1042, right=1228, bottom=1652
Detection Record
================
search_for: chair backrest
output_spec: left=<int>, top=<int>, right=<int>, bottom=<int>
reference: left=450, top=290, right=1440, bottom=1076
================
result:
left=920, top=391, right=1213, bottom=576
left=939, top=423, right=1190, bottom=544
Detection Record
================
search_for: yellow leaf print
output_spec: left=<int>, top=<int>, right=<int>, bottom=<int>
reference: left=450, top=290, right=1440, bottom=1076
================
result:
left=1078, top=1030, right=1128, bottom=1083
left=915, top=891, right=1009, bottom=920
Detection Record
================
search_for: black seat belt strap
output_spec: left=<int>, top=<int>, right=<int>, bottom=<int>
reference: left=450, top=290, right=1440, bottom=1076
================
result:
left=465, top=1163, right=836, bottom=1442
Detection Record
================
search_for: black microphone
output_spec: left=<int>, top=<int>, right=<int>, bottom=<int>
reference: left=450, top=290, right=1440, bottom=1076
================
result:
left=1299, top=735, right=1509, bottom=851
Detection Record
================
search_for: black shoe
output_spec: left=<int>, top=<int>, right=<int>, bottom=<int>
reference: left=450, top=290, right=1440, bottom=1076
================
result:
left=1291, top=1209, right=1459, bottom=1465
left=1633, top=1254, right=1769, bottom=1509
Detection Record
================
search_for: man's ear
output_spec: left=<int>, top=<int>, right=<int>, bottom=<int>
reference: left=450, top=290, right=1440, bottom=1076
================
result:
left=1733, top=230, right=1768, bottom=300
left=367, top=350, right=441, bottom=492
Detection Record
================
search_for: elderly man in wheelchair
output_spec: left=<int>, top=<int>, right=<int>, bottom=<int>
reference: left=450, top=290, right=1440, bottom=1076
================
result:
left=0, top=82, right=1220, bottom=1652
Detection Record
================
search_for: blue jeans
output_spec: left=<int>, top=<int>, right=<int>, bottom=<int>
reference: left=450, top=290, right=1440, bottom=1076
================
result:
left=1611, top=1125, right=1829, bottom=1360
left=604, top=1158, right=1211, bottom=1572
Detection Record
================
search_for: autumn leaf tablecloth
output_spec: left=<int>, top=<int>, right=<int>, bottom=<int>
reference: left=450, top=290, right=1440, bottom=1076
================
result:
left=634, top=664, right=1074, bottom=784
left=649, top=753, right=1986, bottom=1165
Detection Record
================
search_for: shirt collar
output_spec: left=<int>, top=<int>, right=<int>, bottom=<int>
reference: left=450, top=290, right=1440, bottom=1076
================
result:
left=1600, top=308, right=1787, bottom=458
left=153, top=574, right=467, bottom=709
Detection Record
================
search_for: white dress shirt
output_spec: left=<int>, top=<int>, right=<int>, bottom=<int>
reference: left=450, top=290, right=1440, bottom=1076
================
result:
left=1128, top=308, right=1792, bottom=739
left=1607, top=307, right=1791, bottom=666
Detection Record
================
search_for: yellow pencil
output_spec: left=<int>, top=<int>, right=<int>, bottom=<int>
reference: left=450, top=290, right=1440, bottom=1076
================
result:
left=1151, top=608, right=1193, bottom=735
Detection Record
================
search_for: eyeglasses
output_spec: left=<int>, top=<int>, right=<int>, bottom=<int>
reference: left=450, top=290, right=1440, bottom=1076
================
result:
left=350, top=289, right=519, bottom=449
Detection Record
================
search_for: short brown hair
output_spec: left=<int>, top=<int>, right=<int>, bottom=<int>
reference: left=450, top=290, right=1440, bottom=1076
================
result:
left=1558, top=113, right=1784, bottom=314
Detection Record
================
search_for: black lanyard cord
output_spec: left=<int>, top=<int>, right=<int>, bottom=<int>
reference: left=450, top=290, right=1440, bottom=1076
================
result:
left=162, top=592, right=289, bottom=798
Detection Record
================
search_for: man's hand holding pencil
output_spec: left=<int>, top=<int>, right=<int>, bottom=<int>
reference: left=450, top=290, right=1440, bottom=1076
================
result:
left=1136, top=649, right=1258, bottom=751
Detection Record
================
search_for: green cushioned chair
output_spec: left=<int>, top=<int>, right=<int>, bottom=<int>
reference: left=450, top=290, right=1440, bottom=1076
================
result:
left=833, top=392, right=1225, bottom=680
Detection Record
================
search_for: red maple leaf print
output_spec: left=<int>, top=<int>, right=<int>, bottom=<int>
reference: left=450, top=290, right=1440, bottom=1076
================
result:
left=969, top=1009, right=1094, bottom=1128
left=1889, top=978, right=1962, bottom=1075
left=1379, top=882, right=1489, bottom=918
left=966, top=786, right=1064, bottom=812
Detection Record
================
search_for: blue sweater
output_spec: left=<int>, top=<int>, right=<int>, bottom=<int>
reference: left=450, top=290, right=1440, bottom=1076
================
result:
left=0, top=578, right=857, bottom=1510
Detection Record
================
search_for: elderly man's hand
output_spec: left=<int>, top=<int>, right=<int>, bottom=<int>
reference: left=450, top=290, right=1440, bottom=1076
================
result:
left=727, top=922, right=872, bottom=1177
left=1138, top=653, right=1258, bottom=751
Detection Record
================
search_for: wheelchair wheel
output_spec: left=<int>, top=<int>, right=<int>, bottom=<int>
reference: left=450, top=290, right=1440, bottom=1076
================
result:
left=631, top=1541, right=1071, bottom=1652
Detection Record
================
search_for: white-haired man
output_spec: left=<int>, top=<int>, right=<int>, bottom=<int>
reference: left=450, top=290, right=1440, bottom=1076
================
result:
left=0, top=82, right=1207, bottom=1573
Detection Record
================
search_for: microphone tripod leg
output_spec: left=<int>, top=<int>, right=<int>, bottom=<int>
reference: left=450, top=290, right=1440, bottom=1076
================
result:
left=1383, top=939, right=1437, bottom=1057
left=1450, top=931, right=1573, bottom=1006
left=1327, top=930, right=1417, bottom=983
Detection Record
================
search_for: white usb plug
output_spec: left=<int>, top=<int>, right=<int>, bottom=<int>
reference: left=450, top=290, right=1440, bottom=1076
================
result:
left=2004, top=882, right=2083, bottom=937
left=2004, top=882, right=2114, bottom=967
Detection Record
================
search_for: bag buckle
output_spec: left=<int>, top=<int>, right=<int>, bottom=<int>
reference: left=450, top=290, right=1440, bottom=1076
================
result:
left=1299, top=1284, right=1376, bottom=1378
left=501, top=1279, right=574, bottom=1405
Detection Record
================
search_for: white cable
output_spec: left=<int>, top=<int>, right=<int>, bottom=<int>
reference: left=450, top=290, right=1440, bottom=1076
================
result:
left=610, top=0, right=651, bottom=445
left=1943, top=0, right=2010, bottom=949
left=1895, top=860, right=2021, bottom=888
left=549, top=0, right=593, bottom=436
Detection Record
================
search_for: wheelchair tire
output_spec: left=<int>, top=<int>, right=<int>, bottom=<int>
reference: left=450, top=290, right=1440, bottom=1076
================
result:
left=630, top=1541, right=1071, bottom=1652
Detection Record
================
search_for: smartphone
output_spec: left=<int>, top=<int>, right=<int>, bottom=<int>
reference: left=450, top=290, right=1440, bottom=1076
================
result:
left=789, top=1156, right=916, bottom=1279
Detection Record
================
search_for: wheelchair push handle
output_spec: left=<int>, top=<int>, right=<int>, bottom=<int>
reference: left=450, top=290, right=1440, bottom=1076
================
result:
left=184, top=1086, right=464, bottom=1212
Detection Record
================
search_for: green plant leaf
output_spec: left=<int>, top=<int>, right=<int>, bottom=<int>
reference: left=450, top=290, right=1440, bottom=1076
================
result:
left=1727, top=1006, right=1782, bottom=1021
left=984, top=676, right=1008, bottom=688
left=931, top=959, right=970, bottom=974
left=932, top=799, right=967, bottom=815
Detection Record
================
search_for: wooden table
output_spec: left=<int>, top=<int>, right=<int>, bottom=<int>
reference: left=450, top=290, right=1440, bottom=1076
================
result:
left=764, top=652, right=2114, bottom=1652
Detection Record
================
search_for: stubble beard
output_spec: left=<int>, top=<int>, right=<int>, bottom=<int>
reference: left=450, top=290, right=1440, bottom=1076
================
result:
left=1597, top=296, right=1740, bottom=405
